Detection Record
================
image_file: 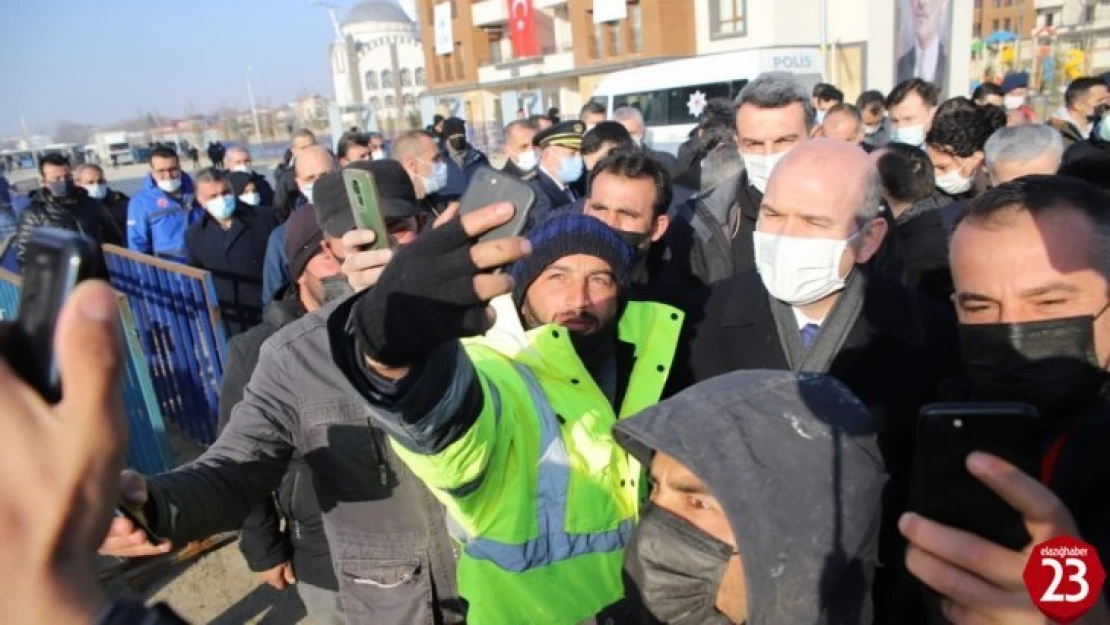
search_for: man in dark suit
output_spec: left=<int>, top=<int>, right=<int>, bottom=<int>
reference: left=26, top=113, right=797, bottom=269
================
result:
left=896, top=0, right=950, bottom=88
left=500, top=119, right=539, bottom=181
left=525, top=120, right=585, bottom=231
left=185, top=168, right=276, bottom=336
left=613, top=105, right=678, bottom=171
left=672, top=138, right=960, bottom=625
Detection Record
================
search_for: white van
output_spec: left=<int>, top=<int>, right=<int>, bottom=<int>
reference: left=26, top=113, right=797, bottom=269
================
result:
left=590, top=47, right=827, bottom=154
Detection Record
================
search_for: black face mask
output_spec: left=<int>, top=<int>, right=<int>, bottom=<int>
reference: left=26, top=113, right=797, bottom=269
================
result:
left=616, top=228, right=652, bottom=252
left=320, top=275, right=354, bottom=304
left=448, top=136, right=468, bottom=152
left=959, top=309, right=1109, bottom=421
left=623, top=504, right=737, bottom=625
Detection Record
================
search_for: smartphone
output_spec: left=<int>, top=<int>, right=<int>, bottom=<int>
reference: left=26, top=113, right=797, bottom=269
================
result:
left=458, top=167, right=536, bottom=244
left=10, top=228, right=99, bottom=404
left=116, top=500, right=161, bottom=544
left=910, top=402, right=1042, bottom=551
left=342, top=167, right=391, bottom=251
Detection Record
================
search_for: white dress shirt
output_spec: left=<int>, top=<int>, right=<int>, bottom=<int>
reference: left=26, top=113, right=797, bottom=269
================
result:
left=915, top=37, right=940, bottom=82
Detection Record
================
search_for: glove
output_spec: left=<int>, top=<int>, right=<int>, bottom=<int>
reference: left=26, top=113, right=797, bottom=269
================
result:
left=352, top=217, right=493, bottom=367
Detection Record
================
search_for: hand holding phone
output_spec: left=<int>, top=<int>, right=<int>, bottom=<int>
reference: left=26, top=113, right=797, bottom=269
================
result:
left=458, top=167, right=536, bottom=244
left=343, top=168, right=391, bottom=252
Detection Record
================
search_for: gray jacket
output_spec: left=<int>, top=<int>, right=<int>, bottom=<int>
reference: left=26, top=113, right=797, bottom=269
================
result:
left=143, top=298, right=464, bottom=625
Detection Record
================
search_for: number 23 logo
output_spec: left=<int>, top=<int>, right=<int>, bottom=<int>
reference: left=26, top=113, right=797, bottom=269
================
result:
left=1040, top=558, right=1090, bottom=603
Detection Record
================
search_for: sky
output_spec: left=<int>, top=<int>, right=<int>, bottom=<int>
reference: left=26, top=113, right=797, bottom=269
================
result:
left=0, top=0, right=414, bottom=137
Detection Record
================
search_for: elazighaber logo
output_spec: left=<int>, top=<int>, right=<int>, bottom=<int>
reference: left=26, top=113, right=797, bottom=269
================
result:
left=1023, top=535, right=1106, bottom=624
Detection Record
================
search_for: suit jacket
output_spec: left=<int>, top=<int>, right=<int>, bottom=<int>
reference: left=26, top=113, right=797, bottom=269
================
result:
left=185, top=204, right=276, bottom=335
left=897, top=44, right=947, bottom=88
left=671, top=267, right=960, bottom=625
left=525, top=167, right=578, bottom=232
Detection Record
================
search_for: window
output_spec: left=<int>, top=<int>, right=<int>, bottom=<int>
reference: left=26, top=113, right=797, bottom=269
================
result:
left=590, top=21, right=603, bottom=59
left=382, top=70, right=393, bottom=88
left=992, top=19, right=1000, bottom=31
left=400, top=68, right=412, bottom=86
left=974, top=0, right=980, bottom=6
left=403, top=94, right=416, bottom=108
left=711, top=0, right=746, bottom=38
left=415, top=67, right=426, bottom=86
left=608, top=22, right=623, bottom=56
left=365, top=71, right=378, bottom=90
left=1003, top=17, right=1011, bottom=30
left=385, top=95, right=396, bottom=109
left=1085, top=5, right=1096, bottom=22
left=613, top=82, right=739, bottom=126
left=631, top=4, right=643, bottom=53
left=993, top=0, right=1000, bottom=7
left=1046, top=12, right=1054, bottom=26
left=488, top=36, right=504, bottom=64
left=973, top=23, right=981, bottom=38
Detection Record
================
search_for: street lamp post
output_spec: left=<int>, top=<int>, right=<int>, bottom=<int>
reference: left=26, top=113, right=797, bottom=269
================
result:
left=246, top=65, right=263, bottom=145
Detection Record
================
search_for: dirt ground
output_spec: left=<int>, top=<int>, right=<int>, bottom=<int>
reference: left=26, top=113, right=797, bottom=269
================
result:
left=100, top=422, right=313, bottom=624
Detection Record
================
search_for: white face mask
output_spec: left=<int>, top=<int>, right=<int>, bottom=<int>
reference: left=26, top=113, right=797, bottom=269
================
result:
left=514, top=149, right=538, bottom=171
left=157, top=177, right=182, bottom=193
left=230, top=164, right=251, bottom=173
left=204, top=194, right=237, bottom=220
left=862, top=124, right=881, bottom=135
left=741, top=150, right=789, bottom=194
left=1003, top=95, right=1025, bottom=111
left=890, top=124, right=927, bottom=147
left=753, top=230, right=860, bottom=306
left=371, top=150, right=387, bottom=161
left=815, top=110, right=828, bottom=125
left=1098, top=114, right=1110, bottom=142
left=301, top=183, right=315, bottom=205
left=83, top=183, right=108, bottom=200
left=419, top=160, right=449, bottom=195
left=935, top=167, right=973, bottom=195
left=239, top=192, right=261, bottom=206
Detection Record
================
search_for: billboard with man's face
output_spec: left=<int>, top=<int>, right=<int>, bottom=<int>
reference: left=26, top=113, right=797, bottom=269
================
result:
left=896, top=0, right=953, bottom=92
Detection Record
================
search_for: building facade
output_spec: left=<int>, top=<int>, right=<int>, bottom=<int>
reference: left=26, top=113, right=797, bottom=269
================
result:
left=414, top=0, right=973, bottom=145
left=331, top=0, right=428, bottom=133
left=1034, top=0, right=1110, bottom=75
left=974, top=0, right=1037, bottom=39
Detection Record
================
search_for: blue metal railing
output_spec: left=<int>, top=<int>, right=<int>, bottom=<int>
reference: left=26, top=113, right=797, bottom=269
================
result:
left=0, top=269, right=172, bottom=474
left=102, top=245, right=229, bottom=445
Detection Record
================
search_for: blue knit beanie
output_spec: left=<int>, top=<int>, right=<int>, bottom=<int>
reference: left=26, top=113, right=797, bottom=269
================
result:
left=510, top=213, right=634, bottom=308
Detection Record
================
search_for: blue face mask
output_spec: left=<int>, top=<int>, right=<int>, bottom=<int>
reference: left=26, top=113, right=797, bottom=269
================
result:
left=204, top=194, right=237, bottom=220
left=558, top=154, right=584, bottom=184
left=420, top=160, right=449, bottom=195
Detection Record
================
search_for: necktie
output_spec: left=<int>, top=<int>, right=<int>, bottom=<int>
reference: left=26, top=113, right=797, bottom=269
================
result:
left=800, top=323, right=820, bottom=349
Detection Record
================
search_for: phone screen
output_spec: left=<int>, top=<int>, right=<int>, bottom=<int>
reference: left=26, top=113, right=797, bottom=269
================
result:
left=342, top=169, right=390, bottom=251
left=911, top=402, right=1042, bottom=551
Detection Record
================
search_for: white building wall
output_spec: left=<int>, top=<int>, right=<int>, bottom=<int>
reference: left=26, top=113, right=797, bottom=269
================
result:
left=331, top=16, right=428, bottom=127
left=693, top=0, right=971, bottom=97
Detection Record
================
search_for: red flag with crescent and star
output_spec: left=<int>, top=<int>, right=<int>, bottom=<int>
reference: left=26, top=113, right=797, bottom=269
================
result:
left=507, top=0, right=538, bottom=58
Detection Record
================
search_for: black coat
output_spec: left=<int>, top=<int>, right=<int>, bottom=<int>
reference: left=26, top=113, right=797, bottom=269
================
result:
left=273, top=167, right=302, bottom=223
left=671, top=268, right=961, bottom=624
left=13, top=188, right=115, bottom=265
left=525, top=167, right=579, bottom=232
left=217, top=294, right=338, bottom=591
left=1062, top=136, right=1110, bottom=166
left=101, top=189, right=130, bottom=247
left=895, top=207, right=953, bottom=304
left=726, top=171, right=762, bottom=274
left=185, top=204, right=276, bottom=335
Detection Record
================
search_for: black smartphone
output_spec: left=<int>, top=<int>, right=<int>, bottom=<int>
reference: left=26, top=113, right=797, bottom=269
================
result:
left=116, top=500, right=162, bottom=544
left=458, top=167, right=536, bottom=244
left=910, top=402, right=1042, bottom=551
left=10, top=228, right=99, bottom=404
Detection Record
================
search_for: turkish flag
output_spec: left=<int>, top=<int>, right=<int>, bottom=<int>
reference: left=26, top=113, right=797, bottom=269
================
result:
left=507, top=0, right=538, bottom=58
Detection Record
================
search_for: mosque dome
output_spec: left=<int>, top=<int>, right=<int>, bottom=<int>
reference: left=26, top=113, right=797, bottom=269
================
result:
left=344, top=0, right=413, bottom=25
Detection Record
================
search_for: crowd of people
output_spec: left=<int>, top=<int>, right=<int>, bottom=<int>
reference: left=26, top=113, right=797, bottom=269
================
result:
left=2, top=68, right=1110, bottom=625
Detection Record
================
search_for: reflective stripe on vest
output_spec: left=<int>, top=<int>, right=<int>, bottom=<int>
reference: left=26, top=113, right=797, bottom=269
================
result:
left=460, top=362, right=633, bottom=573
